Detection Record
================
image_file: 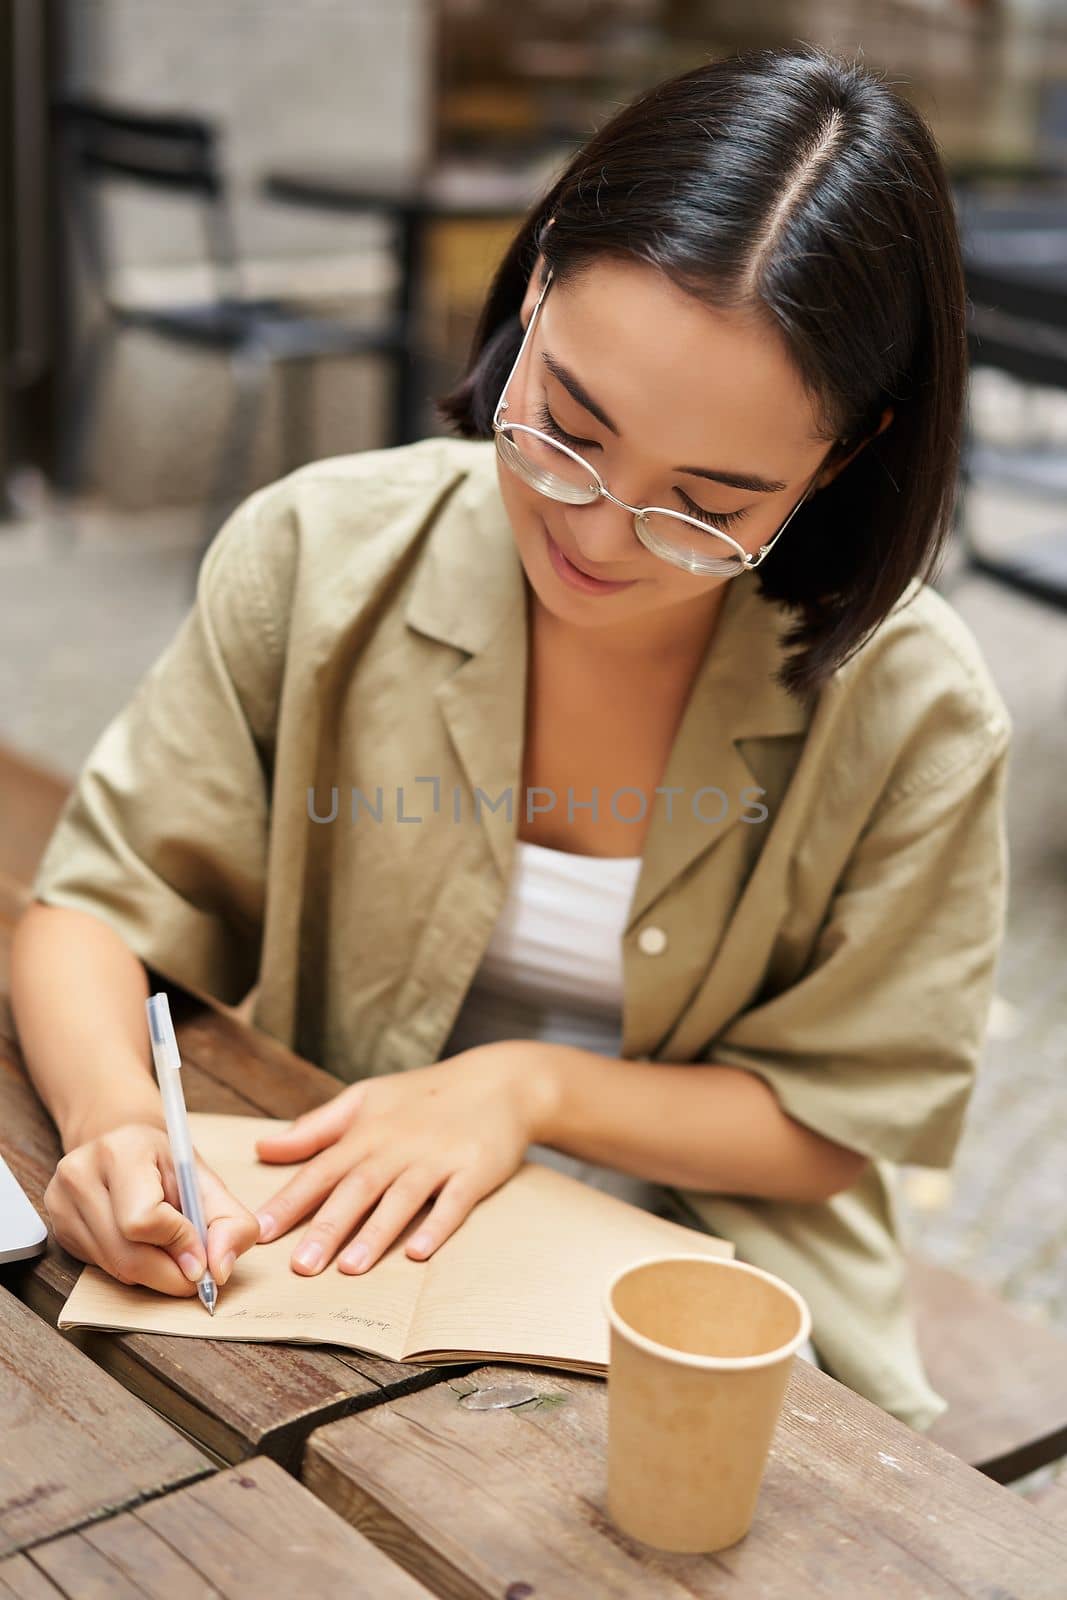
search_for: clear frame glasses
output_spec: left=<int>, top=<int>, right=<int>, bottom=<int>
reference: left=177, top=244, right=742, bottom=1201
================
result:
left=491, top=268, right=827, bottom=578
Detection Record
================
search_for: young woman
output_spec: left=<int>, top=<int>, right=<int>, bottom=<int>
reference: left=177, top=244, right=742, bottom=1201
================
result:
left=12, top=45, right=1010, bottom=1432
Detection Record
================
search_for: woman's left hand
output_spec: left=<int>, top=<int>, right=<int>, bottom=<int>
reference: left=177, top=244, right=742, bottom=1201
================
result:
left=251, top=1042, right=557, bottom=1276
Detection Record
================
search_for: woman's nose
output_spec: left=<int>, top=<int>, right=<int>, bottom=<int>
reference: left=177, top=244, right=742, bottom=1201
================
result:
left=565, top=494, right=640, bottom=563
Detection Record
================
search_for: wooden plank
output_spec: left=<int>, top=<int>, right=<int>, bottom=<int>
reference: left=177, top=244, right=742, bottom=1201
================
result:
left=302, top=1359, right=1067, bottom=1599
left=1029, top=1477, right=1067, bottom=1528
left=912, top=1254, right=1067, bottom=1481
left=0, top=1455, right=435, bottom=1597
left=0, top=1554, right=64, bottom=1596
left=0, top=1286, right=212, bottom=1558
left=0, top=998, right=478, bottom=1469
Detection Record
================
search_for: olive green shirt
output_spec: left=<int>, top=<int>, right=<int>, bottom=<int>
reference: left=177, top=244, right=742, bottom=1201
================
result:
left=30, top=436, right=1012, bottom=1432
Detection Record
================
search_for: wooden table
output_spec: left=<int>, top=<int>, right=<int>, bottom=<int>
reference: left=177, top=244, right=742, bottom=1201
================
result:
left=3, top=911, right=1067, bottom=1593
left=0, top=1287, right=212, bottom=1556
left=0, top=1454, right=437, bottom=1596
left=302, top=1366, right=1067, bottom=1599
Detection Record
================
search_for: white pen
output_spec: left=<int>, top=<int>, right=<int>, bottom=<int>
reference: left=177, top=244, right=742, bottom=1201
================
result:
left=145, top=993, right=218, bottom=1315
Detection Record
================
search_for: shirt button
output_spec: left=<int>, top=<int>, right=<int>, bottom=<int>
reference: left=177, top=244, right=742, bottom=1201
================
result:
left=637, top=925, right=668, bottom=955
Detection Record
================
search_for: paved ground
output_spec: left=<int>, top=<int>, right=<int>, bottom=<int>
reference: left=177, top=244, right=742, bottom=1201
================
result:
left=2, top=418, right=1065, bottom=1494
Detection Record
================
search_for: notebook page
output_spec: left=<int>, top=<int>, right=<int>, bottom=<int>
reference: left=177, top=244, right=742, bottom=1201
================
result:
left=407, top=1160, right=734, bottom=1368
left=57, top=1113, right=426, bottom=1357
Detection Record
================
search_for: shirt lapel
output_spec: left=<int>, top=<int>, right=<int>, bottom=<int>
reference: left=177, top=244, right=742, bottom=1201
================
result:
left=404, top=448, right=529, bottom=885
left=617, top=576, right=813, bottom=1059
left=622, top=570, right=811, bottom=934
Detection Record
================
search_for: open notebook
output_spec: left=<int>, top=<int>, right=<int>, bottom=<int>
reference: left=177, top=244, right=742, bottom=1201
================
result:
left=57, top=1112, right=734, bottom=1373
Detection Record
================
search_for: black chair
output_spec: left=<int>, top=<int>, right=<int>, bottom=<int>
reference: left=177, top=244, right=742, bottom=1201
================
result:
left=51, top=96, right=409, bottom=575
left=947, top=164, right=1067, bottom=613
left=955, top=258, right=1067, bottom=614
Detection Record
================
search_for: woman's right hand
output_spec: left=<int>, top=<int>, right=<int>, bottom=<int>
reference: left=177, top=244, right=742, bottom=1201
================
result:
left=44, top=1123, right=261, bottom=1296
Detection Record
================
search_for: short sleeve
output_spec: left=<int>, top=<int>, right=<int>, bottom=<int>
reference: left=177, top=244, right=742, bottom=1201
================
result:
left=30, top=483, right=293, bottom=1006
left=705, top=722, right=1011, bottom=1169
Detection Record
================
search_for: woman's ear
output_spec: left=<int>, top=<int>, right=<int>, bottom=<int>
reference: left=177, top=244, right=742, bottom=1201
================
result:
left=814, top=405, right=895, bottom=491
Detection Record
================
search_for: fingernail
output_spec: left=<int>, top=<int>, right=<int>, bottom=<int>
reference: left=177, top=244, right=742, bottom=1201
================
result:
left=255, top=1212, right=275, bottom=1241
left=408, top=1231, right=432, bottom=1255
left=178, top=1250, right=204, bottom=1282
left=219, top=1250, right=236, bottom=1283
left=293, top=1240, right=322, bottom=1271
left=342, top=1242, right=369, bottom=1271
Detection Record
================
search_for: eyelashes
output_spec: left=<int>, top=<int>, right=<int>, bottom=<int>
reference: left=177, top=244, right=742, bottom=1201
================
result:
left=533, top=400, right=750, bottom=530
left=534, top=400, right=596, bottom=452
left=674, top=493, right=748, bottom=531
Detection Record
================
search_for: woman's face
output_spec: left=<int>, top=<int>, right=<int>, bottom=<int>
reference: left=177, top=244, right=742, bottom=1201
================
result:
left=496, top=254, right=879, bottom=653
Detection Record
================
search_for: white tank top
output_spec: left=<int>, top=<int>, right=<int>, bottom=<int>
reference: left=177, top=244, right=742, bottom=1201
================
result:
left=439, top=835, right=711, bottom=1223
left=440, top=837, right=642, bottom=1060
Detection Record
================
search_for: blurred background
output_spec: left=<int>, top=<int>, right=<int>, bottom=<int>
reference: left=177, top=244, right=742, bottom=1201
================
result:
left=1, top=0, right=1066, bottom=1492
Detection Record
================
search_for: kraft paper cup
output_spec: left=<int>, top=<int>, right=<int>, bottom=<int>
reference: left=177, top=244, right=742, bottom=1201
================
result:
left=602, top=1253, right=811, bottom=1553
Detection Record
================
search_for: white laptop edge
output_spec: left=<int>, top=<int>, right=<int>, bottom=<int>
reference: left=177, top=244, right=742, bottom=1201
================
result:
left=0, top=1152, right=48, bottom=1264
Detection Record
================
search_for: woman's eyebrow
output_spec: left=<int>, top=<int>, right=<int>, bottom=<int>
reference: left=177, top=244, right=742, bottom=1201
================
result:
left=540, top=349, right=788, bottom=494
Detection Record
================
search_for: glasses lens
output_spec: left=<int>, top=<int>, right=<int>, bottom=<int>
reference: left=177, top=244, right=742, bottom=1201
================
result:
left=636, top=509, right=748, bottom=577
left=496, top=427, right=600, bottom=506
left=497, top=425, right=753, bottom=577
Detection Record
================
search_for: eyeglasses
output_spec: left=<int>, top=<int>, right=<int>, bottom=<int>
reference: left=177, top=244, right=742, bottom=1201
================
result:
left=492, top=268, right=829, bottom=578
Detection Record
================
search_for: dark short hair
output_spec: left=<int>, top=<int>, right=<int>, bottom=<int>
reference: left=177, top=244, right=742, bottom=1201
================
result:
left=436, top=44, right=968, bottom=700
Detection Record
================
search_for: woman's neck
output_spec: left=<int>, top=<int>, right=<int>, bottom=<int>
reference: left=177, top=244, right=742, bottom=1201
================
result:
left=526, top=580, right=729, bottom=679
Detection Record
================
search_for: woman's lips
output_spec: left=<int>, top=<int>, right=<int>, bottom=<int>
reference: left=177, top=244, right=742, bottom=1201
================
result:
left=542, top=526, right=638, bottom=595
